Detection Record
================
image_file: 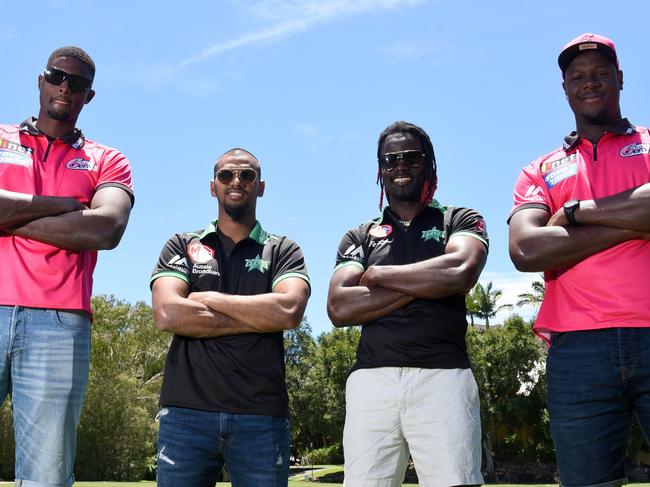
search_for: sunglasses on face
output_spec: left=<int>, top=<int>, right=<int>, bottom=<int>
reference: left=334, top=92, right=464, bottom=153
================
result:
left=379, top=150, right=426, bottom=172
left=43, top=67, right=93, bottom=93
left=216, top=168, right=258, bottom=185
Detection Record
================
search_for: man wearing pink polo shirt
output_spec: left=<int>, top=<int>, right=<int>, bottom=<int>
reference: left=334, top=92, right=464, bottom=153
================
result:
left=0, top=46, right=134, bottom=486
left=509, top=33, right=650, bottom=486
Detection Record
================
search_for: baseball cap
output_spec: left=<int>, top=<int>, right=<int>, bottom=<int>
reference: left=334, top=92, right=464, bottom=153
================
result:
left=558, top=33, right=619, bottom=72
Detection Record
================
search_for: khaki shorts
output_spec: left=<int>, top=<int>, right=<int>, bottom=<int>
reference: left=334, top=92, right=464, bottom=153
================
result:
left=343, top=367, right=483, bottom=487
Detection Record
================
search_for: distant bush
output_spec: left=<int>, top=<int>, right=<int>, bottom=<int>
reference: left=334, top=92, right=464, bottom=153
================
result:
left=306, top=443, right=343, bottom=465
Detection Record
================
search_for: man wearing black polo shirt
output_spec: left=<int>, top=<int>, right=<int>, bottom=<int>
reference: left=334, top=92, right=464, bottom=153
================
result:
left=327, top=121, right=488, bottom=487
left=150, top=148, right=310, bottom=486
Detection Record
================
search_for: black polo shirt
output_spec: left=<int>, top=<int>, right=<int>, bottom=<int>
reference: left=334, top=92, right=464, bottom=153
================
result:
left=151, top=220, right=310, bottom=417
left=334, top=200, right=488, bottom=372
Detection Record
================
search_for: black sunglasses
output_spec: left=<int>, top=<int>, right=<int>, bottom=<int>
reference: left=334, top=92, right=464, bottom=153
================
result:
left=216, top=168, right=258, bottom=185
left=379, top=150, right=426, bottom=172
left=43, top=67, right=93, bottom=93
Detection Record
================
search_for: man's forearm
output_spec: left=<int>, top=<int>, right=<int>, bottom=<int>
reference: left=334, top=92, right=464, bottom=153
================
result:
left=154, top=296, right=259, bottom=338
left=188, top=290, right=306, bottom=332
left=0, top=189, right=85, bottom=228
left=361, top=254, right=484, bottom=299
left=11, top=209, right=128, bottom=250
left=326, top=285, right=414, bottom=327
left=577, top=183, right=650, bottom=232
left=510, top=223, right=641, bottom=272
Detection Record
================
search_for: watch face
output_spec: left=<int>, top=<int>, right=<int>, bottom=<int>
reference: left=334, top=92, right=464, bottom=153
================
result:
left=564, top=199, right=579, bottom=209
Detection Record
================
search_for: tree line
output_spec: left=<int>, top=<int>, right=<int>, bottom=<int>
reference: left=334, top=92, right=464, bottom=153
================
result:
left=0, top=286, right=644, bottom=480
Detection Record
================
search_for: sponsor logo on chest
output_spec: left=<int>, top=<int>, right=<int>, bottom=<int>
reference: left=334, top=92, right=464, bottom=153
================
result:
left=187, top=242, right=215, bottom=263
left=0, top=137, right=33, bottom=167
left=541, top=153, right=577, bottom=174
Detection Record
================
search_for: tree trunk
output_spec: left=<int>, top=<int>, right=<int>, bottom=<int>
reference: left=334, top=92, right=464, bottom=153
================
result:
left=482, top=435, right=495, bottom=474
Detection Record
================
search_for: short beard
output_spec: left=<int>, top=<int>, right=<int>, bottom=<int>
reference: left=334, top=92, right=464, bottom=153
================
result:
left=223, top=202, right=249, bottom=222
left=46, top=107, right=71, bottom=122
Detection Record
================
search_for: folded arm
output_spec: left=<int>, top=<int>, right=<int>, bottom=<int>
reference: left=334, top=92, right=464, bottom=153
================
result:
left=152, top=276, right=261, bottom=337
left=359, top=235, right=487, bottom=299
left=327, top=264, right=415, bottom=327
left=509, top=207, right=643, bottom=272
left=187, top=276, right=310, bottom=333
left=547, top=183, right=650, bottom=232
left=10, top=186, right=132, bottom=250
left=0, top=188, right=86, bottom=228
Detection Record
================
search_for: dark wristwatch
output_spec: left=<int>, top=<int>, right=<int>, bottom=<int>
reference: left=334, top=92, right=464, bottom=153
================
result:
left=563, top=199, right=581, bottom=227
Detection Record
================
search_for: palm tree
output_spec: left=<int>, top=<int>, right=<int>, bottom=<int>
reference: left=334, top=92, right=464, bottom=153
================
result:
left=516, top=275, right=545, bottom=308
left=471, top=281, right=512, bottom=329
left=465, top=291, right=479, bottom=326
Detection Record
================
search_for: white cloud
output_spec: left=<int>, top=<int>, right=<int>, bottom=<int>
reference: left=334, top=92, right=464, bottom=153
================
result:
left=174, top=0, right=427, bottom=72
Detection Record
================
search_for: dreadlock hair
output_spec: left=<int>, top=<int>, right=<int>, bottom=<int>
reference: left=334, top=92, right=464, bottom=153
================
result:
left=376, top=121, right=438, bottom=210
left=47, top=46, right=96, bottom=80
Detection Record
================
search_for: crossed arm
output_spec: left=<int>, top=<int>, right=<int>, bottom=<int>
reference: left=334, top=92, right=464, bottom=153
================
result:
left=508, top=183, right=650, bottom=272
left=327, top=236, right=487, bottom=327
left=0, top=186, right=132, bottom=250
left=152, top=276, right=310, bottom=338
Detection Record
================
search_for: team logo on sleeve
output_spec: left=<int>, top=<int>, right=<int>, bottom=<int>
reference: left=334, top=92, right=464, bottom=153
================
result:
left=523, top=185, right=545, bottom=202
left=245, top=255, right=270, bottom=273
left=187, top=242, right=215, bottom=263
left=167, top=255, right=189, bottom=271
left=369, top=225, right=392, bottom=239
left=343, top=244, right=365, bottom=260
left=620, top=143, right=650, bottom=158
left=475, top=218, right=488, bottom=237
left=66, top=158, right=96, bottom=170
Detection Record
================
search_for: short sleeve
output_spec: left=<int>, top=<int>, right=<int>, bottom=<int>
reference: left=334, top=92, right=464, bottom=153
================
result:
left=448, top=207, right=489, bottom=250
left=96, top=147, right=135, bottom=206
left=508, top=163, right=550, bottom=221
left=150, top=234, right=191, bottom=287
left=334, top=227, right=366, bottom=272
left=271, top=238, right=310, bottom=290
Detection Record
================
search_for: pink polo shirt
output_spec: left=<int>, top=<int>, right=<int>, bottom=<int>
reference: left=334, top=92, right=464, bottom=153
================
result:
left=510, top=119, right=650, bottom=341
left=0, top=119, right=134, bottom=314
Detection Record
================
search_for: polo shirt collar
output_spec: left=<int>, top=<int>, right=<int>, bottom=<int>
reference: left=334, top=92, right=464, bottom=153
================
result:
left=200, top=220, right=271, bottom=244
left=19, top=117, right=86, bottom=149
left=562, top=118, right=636, bottom=151
left=380, top=199, right=445, bottom=224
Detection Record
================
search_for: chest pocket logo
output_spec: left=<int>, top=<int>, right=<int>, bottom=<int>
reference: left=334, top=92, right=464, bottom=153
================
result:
left=245, top=255, right=270, bottom=273
left=66, top=158, right=96, bottom=170
left=421, top=227, right=445, bottom=242
left=620, top=143, right=650, bottom=158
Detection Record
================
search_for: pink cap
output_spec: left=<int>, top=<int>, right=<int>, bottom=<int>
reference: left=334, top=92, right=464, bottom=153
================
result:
left=558, top=33, right=619, bottom=72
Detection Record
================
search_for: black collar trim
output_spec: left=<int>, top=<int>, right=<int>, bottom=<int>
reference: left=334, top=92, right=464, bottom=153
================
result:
left=19, top=117, right=86, bottom=149
left=562, top=118, right=636, bottom=151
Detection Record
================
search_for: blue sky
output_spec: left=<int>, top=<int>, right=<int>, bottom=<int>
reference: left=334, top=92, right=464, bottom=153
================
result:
left=4, top=0, right=649, bottom=336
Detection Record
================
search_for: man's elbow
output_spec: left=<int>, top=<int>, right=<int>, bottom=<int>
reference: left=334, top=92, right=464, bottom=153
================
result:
left=509, top=245, right=544, bottom=272
left=326, top=299, right=350, bottom=327
left=152, top=305, right=174, bottom=333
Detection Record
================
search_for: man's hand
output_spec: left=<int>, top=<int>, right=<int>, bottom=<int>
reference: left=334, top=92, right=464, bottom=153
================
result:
left=546, top=207, right=568, bottom=227
left=359, top=265, right=382, bottom=288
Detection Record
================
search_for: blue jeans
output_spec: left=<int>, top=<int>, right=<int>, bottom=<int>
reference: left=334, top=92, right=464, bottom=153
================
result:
left=156, top=406, right=291, bottom=487
left=547, top=328, right=650, bottom=487
left=0, top=305, right=91, bottom=487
